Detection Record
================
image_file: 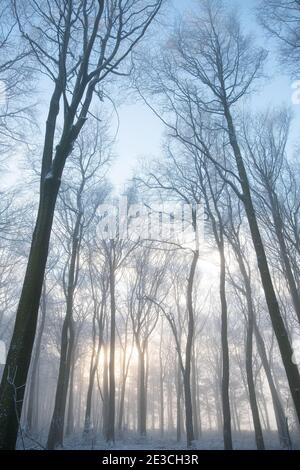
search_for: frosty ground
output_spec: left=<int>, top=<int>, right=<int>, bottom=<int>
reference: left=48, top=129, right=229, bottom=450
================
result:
left=19, top=431, right=300, bottom=451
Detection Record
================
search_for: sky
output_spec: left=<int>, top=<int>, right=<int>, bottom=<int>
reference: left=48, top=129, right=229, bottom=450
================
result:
left=3, top=0, right=300, bottom=191
left=109, top=0, right=300, bottom=190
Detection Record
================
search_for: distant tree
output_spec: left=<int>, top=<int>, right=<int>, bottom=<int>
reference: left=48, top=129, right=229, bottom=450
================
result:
left=128, top=248, right=166, bottom=437
left=0, top=0, right=163, bottom=449
left=0, top=0, right=34, bottom=163
left=47, top=121, right=111, bottom=449
left=134, top=0, right=300, bottom=425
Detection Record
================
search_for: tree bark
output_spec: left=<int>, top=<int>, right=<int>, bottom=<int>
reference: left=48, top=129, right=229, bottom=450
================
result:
left=138, top=349, right=147, bottom=436
left=0, top=175, right=61, bottom=449
left=47, top=211, right=81, bottom=449
left=106, top=263, right=116, bottom=443
left=65, top=355, right=75, bottom=437
left=184, top=249, right=198, bottom=447
left=176, top=359, right=182, bottom=442
left=224, top=103, right=300, bottom=424
left=26, top=282, right=47, bottom=434
left=102, top=344, right=109, bottom=438
left=191, top=349, right=199, bottom=440
left=159, top=340, right=164, bottom=439
left=231, top=241, right=265, bottom=449
left=219, top=246, right=233, bottom=450
left=268, top=189, right=300, bottom=324
left=254, top=320, right=291, bottom=448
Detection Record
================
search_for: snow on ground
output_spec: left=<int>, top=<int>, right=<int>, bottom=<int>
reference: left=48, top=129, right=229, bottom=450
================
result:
left=20, top=431, right=300, bottom=450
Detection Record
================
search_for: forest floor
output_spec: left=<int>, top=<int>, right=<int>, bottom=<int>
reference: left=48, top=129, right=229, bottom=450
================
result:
left=20, top=430, right=300, bottom=450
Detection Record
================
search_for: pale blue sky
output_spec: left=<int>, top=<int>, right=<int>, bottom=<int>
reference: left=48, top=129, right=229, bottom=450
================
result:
left=3, top=0, right=299, bottom=191
left=110, top=0, right=300, bottom=190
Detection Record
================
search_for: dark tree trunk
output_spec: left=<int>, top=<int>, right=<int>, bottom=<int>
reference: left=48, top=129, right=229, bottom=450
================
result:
left=102, top=345, right=109, bottom=438
left=65, top=354, right=75, bottom=437
left=0, top=175, right=61, bottom=450
left=184, top=249, right=198, bottom=447
left=138, top=349, right=147, bottom=436
left=84, top=353, right=98, bottom=437
left=191, top=350, right=199, bottom=440
left=106, top=265, right=116, bottom=443
left=254, top=320, right=292, bottom=448
left=117, top=377, right=126, bottom=434
left=84, top=306, right=104, bottom=437
left=219, top=246, right=233, bottom=450
left=176, top=360, right=182, bottom=442
left=232, top=243, right=265, bottom=449
left=47, top=213, right=81, bottom=449
left=159, top=347, right=164, bottom=438
left=117, top=333, right=131, bottom=434
left=46, top=314, right=75, bottom=449
left=245, top=310, right=265, bottom=450
left=269, top=190, right=300, bottom=324
left=224, top=104, right=300, bottom=424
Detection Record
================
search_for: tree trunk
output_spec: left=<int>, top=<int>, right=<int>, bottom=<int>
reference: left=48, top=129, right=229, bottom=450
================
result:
left=191, top=349, right=199, bottom=440
left=224, top=104, right=300, bottom=424
left=65, top=355, right=75, bottom=437
left=268, top=189, right=300, bottom=324
left=138, top=349, right=147, bottom=437
left=219, top=246, right=233, bottom=450
left=0, top=176, right=61, bottom=449
left=46, top=312, right=75, bottom=449
left=84, top=311, right=103, bottom=437
left=102, top=345, right=109, bottom=438
left=159, top=330, right=164, bottom=438
left=233, top=246, right=265, bottom=449
left=117, top=335, right=131, bottom=434
left=117, top=373, right=126, bottom=434
left=245, top=312, right=265, bottom=449
left=26, top=282, right=47, bottom=433
left=254, top=320, right=292, bottom=448
left=84, top=364, right=96, bottom=436
left=106, top=265, right=116, bottom=443
left=176, top=360, right=182, bottom=442
left=184, top=249, right=198, bottom=447
left=47, top=213, right=81, bottom=449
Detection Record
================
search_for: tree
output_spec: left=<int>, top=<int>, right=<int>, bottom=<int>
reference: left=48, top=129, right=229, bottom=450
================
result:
left=47, top=122, right=110, bottom=449
left=225, top=198, right=265, bottom=450
left=135, top=0, right=300, bottom=425
left=95, top=188, right=141, bottom=443
left=83, top=250, right=108, bottom=439
left=0, top=0, right=34, bottom=163
left=128, top=248, right=166, bottom=436
left=259, top=0, right=300, bottom=76
left=0, top=0, right=163, bottom=449
left=116, top=301, right=134, bottom=435
left=244, top=110, right=300, bottom=325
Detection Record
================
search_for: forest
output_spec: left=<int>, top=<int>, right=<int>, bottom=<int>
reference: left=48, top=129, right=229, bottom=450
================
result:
left=0, top=0, right=300, bottom=452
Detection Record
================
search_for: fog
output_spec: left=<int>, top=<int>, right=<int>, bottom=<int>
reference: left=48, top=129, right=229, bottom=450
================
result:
left=0, top=0, right=300, bottom=452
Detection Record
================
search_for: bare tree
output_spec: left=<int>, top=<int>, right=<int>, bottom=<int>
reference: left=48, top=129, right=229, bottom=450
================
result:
left=128, top=248, right=165, bottom=436
left=0, top=0, right=162, bottom=449
left=0, top=0, right=34, bottom=162
left=135, top=0, right=300, bottom=425
left=225, top=198, right=265, bottom=450
left=259, top=0, right=300, bottom=76
left=46, top=122, right=110, bottom=449
left=244, top=110, right=300, bottom=325
left=83, top=249, right=108, bottom=439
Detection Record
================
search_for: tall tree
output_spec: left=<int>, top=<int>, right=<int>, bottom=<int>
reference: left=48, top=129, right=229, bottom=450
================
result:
left=0, top=0, right=162, bottom=449
left=47, top=123, right=110, bottom=449
left=135, top=0, right=300, bottom=424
